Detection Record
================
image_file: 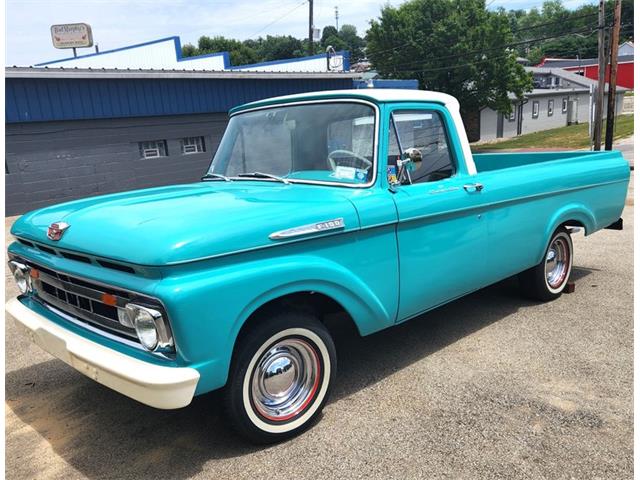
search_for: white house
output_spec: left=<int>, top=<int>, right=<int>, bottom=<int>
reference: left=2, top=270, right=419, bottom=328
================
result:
left=478, top=67, right=627, bottom=142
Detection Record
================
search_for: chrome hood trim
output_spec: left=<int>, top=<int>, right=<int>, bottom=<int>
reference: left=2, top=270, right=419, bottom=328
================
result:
left=269, top=218, right=345, bottom=240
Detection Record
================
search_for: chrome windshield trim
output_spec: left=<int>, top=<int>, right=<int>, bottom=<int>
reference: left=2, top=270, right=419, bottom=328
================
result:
left=269, top=218, right=345, bottom=240
left=224, top=99, right=380, bottom=189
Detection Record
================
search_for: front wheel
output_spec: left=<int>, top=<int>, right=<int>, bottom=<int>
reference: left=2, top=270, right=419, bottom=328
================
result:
left=224, top=311, right=336, bottom=444
left=519, top=227, right=573, bottom=301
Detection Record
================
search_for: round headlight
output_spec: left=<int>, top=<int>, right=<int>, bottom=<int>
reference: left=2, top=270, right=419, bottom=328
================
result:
left=132, top=308, right=159, bottom=351
left=9, top=262, right=30, bottom=294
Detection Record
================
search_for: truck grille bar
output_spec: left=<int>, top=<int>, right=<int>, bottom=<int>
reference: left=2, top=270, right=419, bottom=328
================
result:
left=26, top=261, right=139, bottom=341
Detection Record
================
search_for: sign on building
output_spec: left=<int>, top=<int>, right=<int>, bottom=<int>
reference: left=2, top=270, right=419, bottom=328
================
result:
left=50, top=23, right=93, bottom=49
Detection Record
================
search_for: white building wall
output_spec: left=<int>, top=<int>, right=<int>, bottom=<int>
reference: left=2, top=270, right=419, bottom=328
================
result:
left=618, top=42, right=634, bottom=56
left=36, top=37, right=228, bottom=70
left=478, top=91, right=625, bottom=141
left=34, top=36, right=347, bottom=72
left=479, top=108, right=498, bottom=140
left=520, top=92, right=577, bottom=135
left=232, top=55, right=345, bottom=72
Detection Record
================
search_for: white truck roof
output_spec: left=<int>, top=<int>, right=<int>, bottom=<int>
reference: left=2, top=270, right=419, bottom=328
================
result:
left=241, top=88, right=461, bottom=110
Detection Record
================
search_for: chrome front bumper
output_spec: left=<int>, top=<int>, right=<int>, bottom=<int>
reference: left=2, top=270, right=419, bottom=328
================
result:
left=6, top=297, right=199, bottom=409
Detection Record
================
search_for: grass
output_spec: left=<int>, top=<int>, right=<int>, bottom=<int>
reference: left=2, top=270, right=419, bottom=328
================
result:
left=472, top=114, right=634, bottom=151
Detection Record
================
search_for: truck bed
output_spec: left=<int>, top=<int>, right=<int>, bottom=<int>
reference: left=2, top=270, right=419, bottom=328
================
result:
left=472, top=150, right=625, bottom=173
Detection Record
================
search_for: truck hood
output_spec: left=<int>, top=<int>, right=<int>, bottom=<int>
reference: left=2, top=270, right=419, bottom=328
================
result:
left=11, top=182, right=361, bottom=265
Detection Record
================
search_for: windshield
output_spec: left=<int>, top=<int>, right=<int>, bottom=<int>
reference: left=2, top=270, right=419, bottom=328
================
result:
left=207, top=102, right=376, bottom=185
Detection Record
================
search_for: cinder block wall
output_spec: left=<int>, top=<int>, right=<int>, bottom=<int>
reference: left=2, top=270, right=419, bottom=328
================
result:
left=5, top=113, right=229, bottom=215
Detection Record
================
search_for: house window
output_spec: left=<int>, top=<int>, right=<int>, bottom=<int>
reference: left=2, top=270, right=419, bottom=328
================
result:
left=548, top=99, right=554, bottom=116
left=139, top=140, right=168, bottom=159
left=532, top=101, right=539, bottom=119
left=181, top=136, right=206, bottom=154
left=508, top=109, right=516, bottom=122
left=562, top=98, right=568, bottom=113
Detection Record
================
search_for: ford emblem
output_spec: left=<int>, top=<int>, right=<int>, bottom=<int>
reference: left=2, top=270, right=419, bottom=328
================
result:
left=47, top=222, right=70, bottom=241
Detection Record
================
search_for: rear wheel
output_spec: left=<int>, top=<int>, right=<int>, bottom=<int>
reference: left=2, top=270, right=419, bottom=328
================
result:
left=224, top=311, right=336, bottom=444
left=519, top=227, right=573, bottom=301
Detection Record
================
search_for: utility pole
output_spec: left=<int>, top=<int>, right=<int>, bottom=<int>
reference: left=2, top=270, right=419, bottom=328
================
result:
left=335, top=6, right=339, bottom=30
left=308, top=0, right=314, bottom=56
left=604, top=0, right=622, bottom=150
left=592, top=0, right=606, bottom=151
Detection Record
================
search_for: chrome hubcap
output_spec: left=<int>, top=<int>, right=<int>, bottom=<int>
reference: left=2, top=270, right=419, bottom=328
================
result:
left=545, top=236, right=569, bottom=289
left=251, top=338, right=320, bottom=422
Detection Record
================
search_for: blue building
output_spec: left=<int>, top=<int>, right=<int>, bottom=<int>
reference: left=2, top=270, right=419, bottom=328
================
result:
left=5, top=67, right=360, bottom=215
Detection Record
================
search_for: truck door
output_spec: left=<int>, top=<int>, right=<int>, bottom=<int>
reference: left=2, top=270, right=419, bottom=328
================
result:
left=388, top=106, right=489, bottom=321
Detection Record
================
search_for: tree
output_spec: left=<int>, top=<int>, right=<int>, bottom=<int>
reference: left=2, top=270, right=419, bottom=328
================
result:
left=320, top=25, right=365, bottom=62
left=253, top=35, right=306, bottom=61
left=507, top=0, right=634, bottom=63
left=181, top=43, right=198, bottom=58
left=320, top=26, right=339, bottom=46
left=366, top=0, right=532, bottom=118
left=181, top=35, right=259, bottom=65
left=338, top=25, right=366, bottom=62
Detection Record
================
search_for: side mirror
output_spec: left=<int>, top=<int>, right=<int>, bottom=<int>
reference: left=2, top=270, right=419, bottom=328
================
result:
left=403, top=147, right=422, bottom=171
left=393, top=148, right=422, bottom=186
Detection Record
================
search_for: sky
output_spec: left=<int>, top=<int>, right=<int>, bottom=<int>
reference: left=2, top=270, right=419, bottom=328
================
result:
left=5, top=0, right=598, bottom=66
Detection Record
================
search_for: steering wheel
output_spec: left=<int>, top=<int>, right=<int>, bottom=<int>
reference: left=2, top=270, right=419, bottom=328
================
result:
left=327, top=149, right=372, bottom=172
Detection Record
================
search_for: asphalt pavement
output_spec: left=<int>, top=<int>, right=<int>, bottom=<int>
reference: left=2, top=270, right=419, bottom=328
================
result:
left=4, top=176, right=634, bottom=480
left=615, top=137, right=634, bottom=169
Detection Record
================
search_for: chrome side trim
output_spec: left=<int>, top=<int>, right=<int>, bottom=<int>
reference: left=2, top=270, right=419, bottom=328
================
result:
left=269, top=218, right=345, bottom=240
left=161, top=178, right=625, bottom=265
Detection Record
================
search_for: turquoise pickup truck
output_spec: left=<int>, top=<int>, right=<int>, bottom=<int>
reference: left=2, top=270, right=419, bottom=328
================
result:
left=6, top=89, right=629, bottom=443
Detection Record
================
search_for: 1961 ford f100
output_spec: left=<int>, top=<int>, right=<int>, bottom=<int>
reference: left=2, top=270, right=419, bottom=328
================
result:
left=6, top=89, right=629, bottom=443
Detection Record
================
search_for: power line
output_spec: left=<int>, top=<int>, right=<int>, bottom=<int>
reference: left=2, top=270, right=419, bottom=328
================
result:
left=510, top=11, right=601, bottom=34
left=380, top=23, right=612, bottom=76
left=388, top=52, right=517, bottom=75
left=370, top=24, right=599, bottom=71
left=247, top=0, right=308, bottom=38
left=363, top=10, right=604, bottom=63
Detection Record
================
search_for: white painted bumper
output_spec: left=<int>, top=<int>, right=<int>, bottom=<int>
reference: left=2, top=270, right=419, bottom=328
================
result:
left=6, top=298, right=200, bottom=409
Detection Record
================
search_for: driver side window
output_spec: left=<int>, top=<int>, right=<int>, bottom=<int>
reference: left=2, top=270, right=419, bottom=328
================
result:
left=327, top=116, right=374, bottom=164
left=390, top=110, right=455, bottom=184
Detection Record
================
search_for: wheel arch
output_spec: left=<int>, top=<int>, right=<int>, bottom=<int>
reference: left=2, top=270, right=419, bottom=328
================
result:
left=231, top=277, right=390, bottom=344
left=233, top=291, right=357, bottom=352
left=538, top=204, right=595, bottom=262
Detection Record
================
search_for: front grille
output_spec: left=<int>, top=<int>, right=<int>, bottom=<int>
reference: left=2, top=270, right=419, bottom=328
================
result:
left=26, top=261, right=140, bottom=342
left=14, top=236, right=138, bottom=275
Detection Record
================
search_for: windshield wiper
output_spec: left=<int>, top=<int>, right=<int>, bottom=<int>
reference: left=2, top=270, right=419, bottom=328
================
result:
left=235, top=172, right=290, bottom=184
left=201, top=173, right=231, bottom=182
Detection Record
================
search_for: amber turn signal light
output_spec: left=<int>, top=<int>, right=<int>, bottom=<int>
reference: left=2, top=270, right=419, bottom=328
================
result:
left=101, top=293, right=117, bottom=306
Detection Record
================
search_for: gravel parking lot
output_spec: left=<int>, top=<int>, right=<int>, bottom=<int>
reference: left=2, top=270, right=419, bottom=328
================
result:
left=5, top=177, right=633, bottom=480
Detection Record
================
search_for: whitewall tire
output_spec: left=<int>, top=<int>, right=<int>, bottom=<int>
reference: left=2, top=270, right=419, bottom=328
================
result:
left=224, top=311, right=336, bottom=443
left=519, top=227, right=573, bottom=301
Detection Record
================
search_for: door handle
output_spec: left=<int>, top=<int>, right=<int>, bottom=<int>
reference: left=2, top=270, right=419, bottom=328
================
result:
left=463, top=183, right=484, bottom=193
